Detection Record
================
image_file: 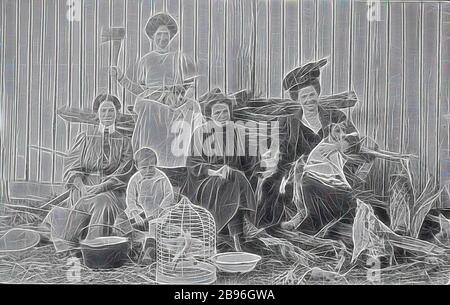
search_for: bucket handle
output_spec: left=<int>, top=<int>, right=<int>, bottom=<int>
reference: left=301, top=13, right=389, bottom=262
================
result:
left=78, top=224, right=133, bottom=253
left=79, top=223, right=128, bottom=241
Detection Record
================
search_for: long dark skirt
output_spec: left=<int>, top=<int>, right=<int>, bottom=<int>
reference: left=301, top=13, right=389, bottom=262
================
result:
left=183, top=169, right=257, bottom=233
left=298, top=173, right=355, bottom=235
left=255, top=165, right=299, bottom=230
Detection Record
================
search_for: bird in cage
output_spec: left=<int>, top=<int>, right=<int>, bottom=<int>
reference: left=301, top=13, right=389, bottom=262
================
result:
left=170, top=230, right=197, bottom=270
left=156, top=196, right=217, bottom=284
left=160, top=226, right=206, bottom=265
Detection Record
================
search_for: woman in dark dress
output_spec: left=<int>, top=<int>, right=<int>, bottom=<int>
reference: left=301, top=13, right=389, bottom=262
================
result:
left=182, top=89, right=257, bottom=251
left=255, top=59, right=362, bottom=231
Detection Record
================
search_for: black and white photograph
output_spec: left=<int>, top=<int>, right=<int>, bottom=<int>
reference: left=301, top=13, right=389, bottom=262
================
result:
left=0, top=0, right=449, bottom=288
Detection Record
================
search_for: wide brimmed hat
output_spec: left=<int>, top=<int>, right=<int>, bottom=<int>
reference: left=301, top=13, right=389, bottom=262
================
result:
left=145, top=13, right=178, bottom=40
left=92, top=94, right=121, bottom=113
left=198, top=88, right=234, bottom=118
left=282, top=58, right=328, bottom=92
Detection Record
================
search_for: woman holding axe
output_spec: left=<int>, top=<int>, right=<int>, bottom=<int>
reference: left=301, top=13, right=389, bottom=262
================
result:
left=108, top=13, right=202, bottom=170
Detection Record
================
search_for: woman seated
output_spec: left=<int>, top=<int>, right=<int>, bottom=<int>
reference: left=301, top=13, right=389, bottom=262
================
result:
left=44, top=94, right=134, bottom=244
left=256, top=58, right=363, bottom=230
left=182, top=89, right=257, bottom=251
left=297, top=122, right=357, bottom=234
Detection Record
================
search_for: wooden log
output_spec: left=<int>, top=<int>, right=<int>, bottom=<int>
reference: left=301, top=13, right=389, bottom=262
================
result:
left=57, top=107, right=135, bottom=136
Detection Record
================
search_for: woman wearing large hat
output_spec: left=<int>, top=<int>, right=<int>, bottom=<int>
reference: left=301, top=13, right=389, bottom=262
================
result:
left=110, top=12, right=197, bottom=95
left=256, top=58, right=362, bottom=232
left=109, top=13, right=202, bottom=169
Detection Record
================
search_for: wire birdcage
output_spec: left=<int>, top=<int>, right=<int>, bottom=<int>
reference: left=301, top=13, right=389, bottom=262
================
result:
left=156, top=196, right=216, bottom=284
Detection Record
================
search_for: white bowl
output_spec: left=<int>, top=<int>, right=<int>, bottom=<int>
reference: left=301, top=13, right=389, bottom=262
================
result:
left=212, top=252, right=261, bottom=273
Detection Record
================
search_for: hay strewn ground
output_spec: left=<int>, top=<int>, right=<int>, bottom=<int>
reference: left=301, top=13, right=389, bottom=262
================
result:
left=0, top=200, right=449, bottom=285
left=1, top=238, right=449, bottom=284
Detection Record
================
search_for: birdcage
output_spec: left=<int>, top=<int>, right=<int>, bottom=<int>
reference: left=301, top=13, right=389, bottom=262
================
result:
left=156, top=196, right=217, bottom=284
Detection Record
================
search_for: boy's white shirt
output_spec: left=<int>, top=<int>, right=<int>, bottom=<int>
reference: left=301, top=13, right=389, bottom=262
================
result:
left=125, top=168, right=175, bottom=219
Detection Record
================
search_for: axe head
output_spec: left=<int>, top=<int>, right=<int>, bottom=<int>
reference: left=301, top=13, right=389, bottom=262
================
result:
left=101, top=27, right=126, bottom=43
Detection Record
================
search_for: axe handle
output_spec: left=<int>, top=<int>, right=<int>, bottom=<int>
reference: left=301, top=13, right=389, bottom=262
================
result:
left=40, top=190, right=70, bottom=209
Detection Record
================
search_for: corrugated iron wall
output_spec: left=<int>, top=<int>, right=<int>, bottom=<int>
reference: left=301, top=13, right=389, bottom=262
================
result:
left=1, top=0, right=449, bottom=204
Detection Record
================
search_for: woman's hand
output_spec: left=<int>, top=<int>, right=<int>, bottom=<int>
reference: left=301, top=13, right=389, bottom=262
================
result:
left=130, top=210, right=146, bottom=228
left=207, top=165, right=232, bottom=179
left=219, top=165, right=233, bottom=180
left=108, top=66, right=124, bottom=80
left=207, top=168, right=222, bottom=177
left=72, top=177, right=87, bottom=196
left=84, top=184, right=104, bottom=198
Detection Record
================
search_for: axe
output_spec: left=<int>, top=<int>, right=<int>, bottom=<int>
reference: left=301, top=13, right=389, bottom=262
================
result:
left=101, top=27, right=126, bottom=95
left=101, top=27, right=126, bottom=67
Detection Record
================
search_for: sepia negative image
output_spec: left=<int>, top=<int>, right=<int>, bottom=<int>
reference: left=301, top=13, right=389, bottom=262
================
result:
left=0, top=0, right=449, bottom=287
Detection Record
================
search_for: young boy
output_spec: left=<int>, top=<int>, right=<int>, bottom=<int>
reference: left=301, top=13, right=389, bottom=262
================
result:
left=125, top=147, right=175, bottom=234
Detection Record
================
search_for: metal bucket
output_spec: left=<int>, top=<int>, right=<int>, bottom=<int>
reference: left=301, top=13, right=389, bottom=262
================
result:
left=80, top=236, right=130, bottom=269
left=79, top=224, right=130, bottom=269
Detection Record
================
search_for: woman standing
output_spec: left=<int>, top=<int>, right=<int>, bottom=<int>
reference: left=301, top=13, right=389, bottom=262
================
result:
left=109, top=13, right=202, bottom=169
left=111, top=13, right=198, bottom=97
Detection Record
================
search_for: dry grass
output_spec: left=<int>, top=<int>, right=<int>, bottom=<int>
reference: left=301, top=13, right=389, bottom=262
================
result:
left=1, top=240, right=449, bottom=285
left=1, top=180, right=450, bottom=285
left=0, top=244, right=156, bottom=284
